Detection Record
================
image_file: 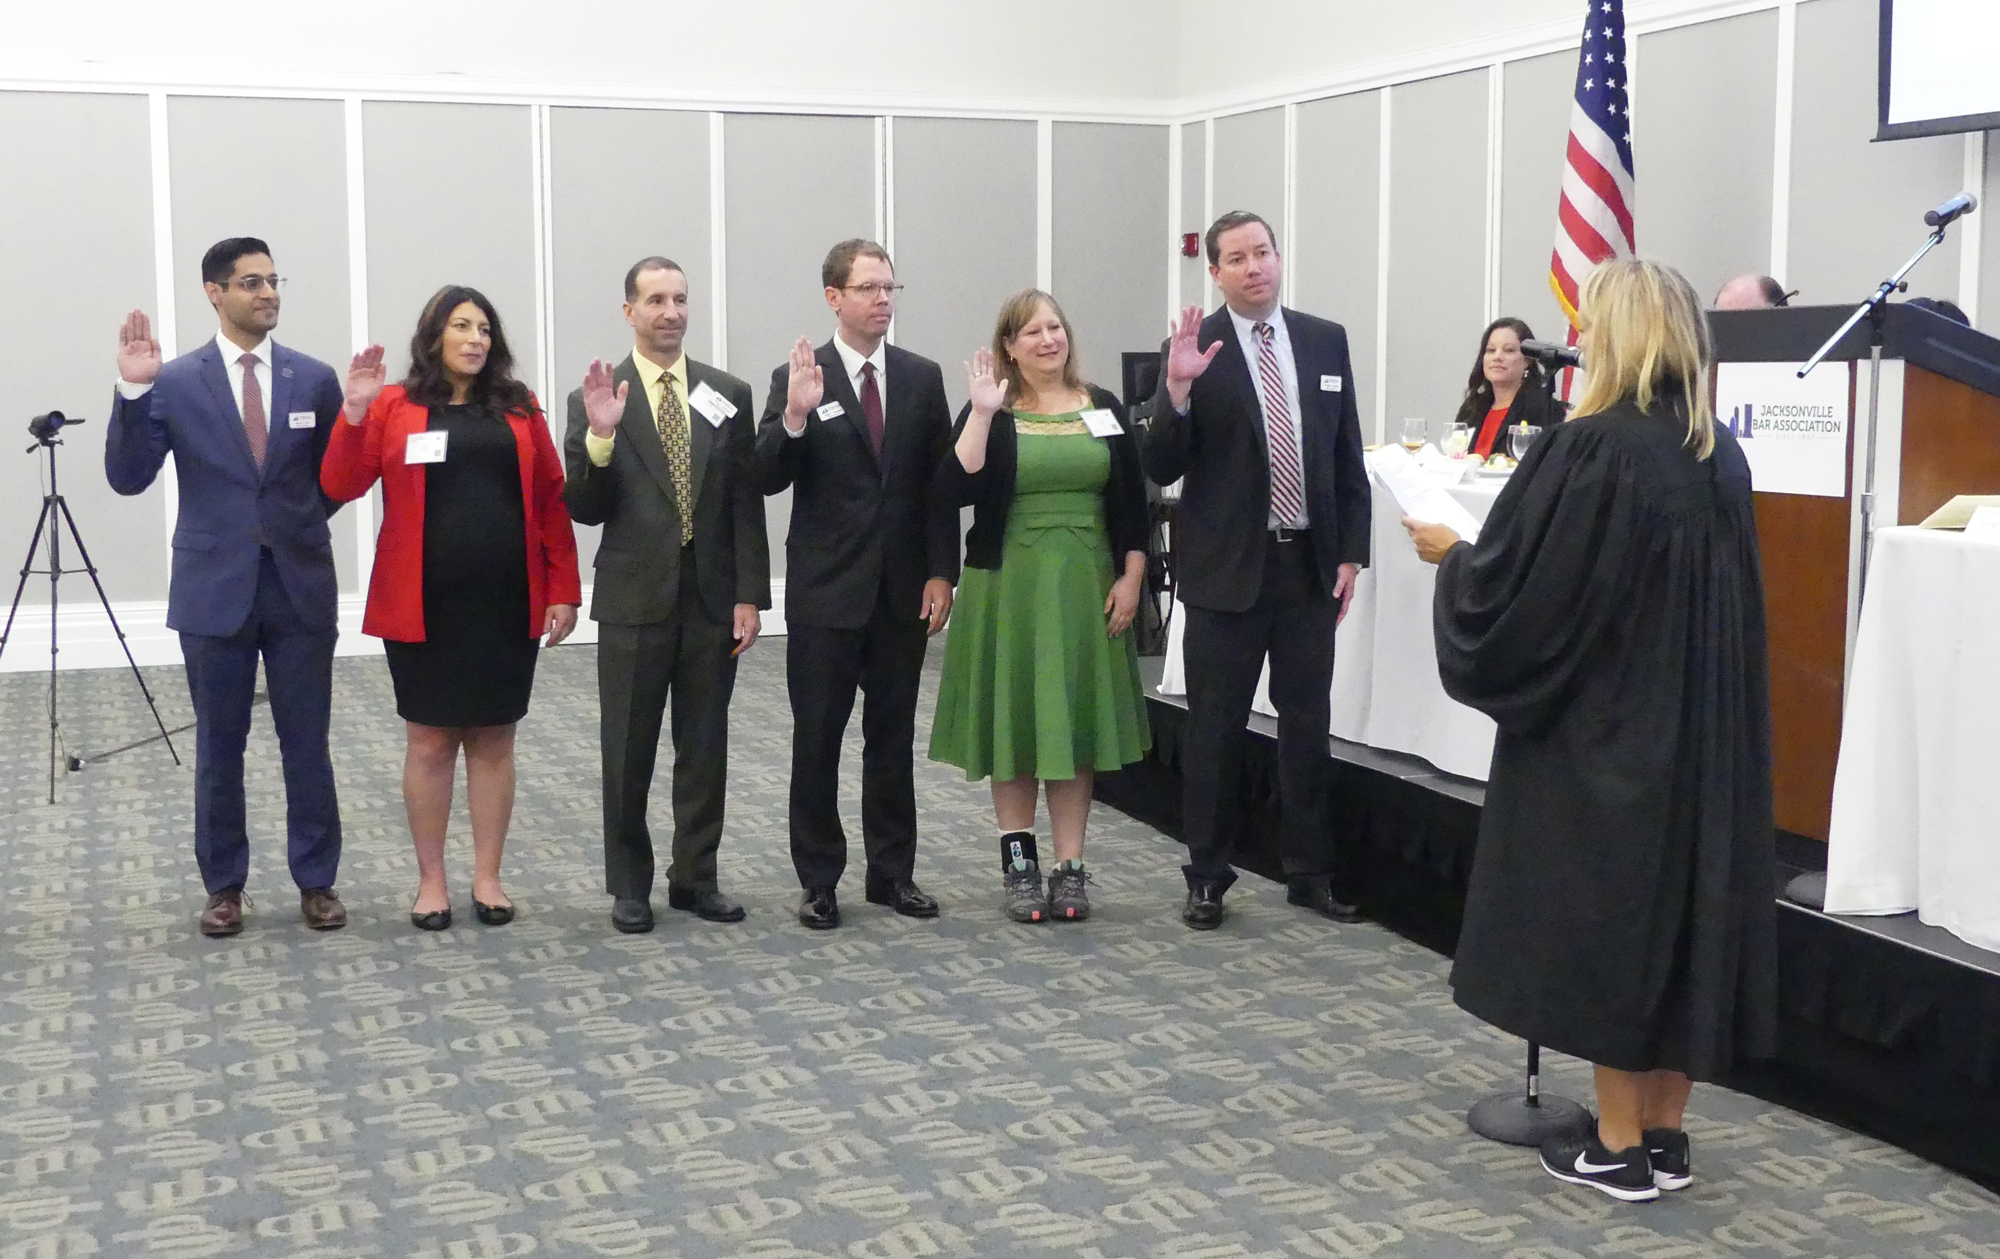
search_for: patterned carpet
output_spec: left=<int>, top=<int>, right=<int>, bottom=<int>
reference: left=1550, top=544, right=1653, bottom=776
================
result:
left=2, top=639, right=1996, bottom=1258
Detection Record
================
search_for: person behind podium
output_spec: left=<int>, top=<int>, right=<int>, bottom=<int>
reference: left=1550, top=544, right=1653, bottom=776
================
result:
left=1404, top=258, right=1776, bottom=1203
left=1711, top=274, right=1788, bottom=310
left=322, top=286, right=582, bottom=931
left=1449, top=317, right=1562, bottom=459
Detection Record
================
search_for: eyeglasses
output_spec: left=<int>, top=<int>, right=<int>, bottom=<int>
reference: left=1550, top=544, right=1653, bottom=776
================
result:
left=221, top=275, right=286, bottom=293
left=842, top=283, right=904, bottom=298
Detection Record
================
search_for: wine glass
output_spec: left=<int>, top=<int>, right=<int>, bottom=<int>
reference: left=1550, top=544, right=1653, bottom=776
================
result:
left=1400, top=418, right=1427, bottom=453
left=1443, top=423, right=1472, bottom=458
left=1508, top=424, right=1542, bottom=461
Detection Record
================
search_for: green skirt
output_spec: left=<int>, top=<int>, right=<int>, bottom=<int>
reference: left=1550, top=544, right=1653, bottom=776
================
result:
left=930, top=494, right=1152, bottom=782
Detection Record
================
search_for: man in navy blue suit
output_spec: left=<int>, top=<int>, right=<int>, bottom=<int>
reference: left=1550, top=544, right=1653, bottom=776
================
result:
left=107, top=237, right=349, bottom=937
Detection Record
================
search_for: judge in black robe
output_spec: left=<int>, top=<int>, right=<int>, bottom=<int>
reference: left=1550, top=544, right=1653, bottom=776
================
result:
left=1406, top=259, right=1776, bottom=1197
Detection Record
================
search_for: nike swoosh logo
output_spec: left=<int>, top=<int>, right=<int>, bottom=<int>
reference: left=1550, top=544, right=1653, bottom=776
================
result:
left=1575, top=1154, right=1631, bottom=1174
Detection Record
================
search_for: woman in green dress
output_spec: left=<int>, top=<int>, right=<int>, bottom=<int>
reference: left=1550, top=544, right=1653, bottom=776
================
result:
left=930, top=289, right=1152, bottom=923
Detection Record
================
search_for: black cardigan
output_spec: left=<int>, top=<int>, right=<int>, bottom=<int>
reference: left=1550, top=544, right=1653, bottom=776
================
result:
left=935, top=385, right=1150, bottom=573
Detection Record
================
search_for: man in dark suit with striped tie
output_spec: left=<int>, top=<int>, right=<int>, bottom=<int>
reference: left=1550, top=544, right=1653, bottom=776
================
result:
left=1142, top=210, right=1372, bottom=930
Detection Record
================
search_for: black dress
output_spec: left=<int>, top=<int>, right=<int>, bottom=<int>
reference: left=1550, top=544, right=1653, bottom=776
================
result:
left=383, top=403, right=537, bottom=727
left=1432, top=397, right=1777, bottom=1080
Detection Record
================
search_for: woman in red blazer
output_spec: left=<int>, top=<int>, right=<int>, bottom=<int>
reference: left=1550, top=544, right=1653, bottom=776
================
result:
left=323, top=285, right=581, bottom=931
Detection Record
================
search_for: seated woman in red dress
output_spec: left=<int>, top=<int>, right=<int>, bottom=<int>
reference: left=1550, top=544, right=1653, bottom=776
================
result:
left=1451, top=317, right=1563, bottom=458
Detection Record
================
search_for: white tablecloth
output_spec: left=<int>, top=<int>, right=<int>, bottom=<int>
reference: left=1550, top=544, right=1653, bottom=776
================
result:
left=1825, top=526, right=2000, bottom=951
left=1159, top=474, right=1503, bottom=780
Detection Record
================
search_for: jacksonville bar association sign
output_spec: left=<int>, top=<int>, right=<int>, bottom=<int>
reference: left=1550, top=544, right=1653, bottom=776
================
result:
left=1714, top=360, right=1851, bottom=498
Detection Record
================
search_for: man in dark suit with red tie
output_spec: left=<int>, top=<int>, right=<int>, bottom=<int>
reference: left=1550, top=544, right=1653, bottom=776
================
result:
left=753, top=239, right=960, bottom=929
left=106, top=237, right=348, bottom=937
left=1143, top=210, right=1372, bottom=930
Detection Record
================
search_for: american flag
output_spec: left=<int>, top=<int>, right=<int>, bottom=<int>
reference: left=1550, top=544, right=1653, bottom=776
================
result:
left=1549, top=0, right=1636, bottom=328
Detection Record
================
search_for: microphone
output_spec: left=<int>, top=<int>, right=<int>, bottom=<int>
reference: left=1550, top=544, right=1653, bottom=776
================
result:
left=1924, top=192, right=1977, bottom=228
left=1520, top=340, right=1582, bottom=369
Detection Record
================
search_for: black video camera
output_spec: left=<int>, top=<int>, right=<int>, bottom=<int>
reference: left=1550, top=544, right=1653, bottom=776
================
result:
left=28, top=411, right=83, bottom=444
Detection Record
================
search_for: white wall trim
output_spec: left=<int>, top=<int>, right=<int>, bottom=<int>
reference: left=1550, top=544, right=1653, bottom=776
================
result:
left=879, top=115, right=895, bottom=345
left=1769, top=0, right=1797, bottom=285
left=146, top=91, right=179, bottom=574
left=1202, top=117, right=1215, bottom=306
left=1281, top=102, right=1298, bottom=309
left=343, top=96, right=374, bottom=598
left=530, top=103, right=555, bottom=404
left=708, top=112, right=728, bottom=372
left=1960, top=129, right=1986, bottom=325
left=1374, top=86, right=1393, bottom=447
left=1167, top=122, right=1184, bottom=319
left=1483, top=63, right=1504, bottom=324
left=1035, top=118, right=1054, bottom=292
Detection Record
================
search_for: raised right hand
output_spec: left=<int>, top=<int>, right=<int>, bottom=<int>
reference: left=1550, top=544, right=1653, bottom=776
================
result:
left=582, top=358, right=628, bottom=438
left=343, top=345, right=387, bottom=422
left=1164, top=304, right=1222, bottom=408
left=784, top=337, right=823, bottom=429
left=965, top=347, right=1006, bottom=416
left=117, top=309, right=162, bottom=385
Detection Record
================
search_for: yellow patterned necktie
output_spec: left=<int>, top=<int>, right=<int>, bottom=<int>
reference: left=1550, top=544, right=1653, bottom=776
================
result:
left=656, top=375, right=694, bottom=545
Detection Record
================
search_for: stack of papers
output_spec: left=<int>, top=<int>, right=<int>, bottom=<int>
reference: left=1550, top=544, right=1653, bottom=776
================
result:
left=1367, top=445, right=1482, bottom=543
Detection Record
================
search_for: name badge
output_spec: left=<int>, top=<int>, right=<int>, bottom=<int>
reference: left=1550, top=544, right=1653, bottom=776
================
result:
left=816, top=401, right=845, bottom=422
left=688, top=381, right=736, bottom=428
left=1079, top=408, right=1123, bottom=438
left=405, top=431, right=448, bottom=464
left=288, top=411, right=316, bottom=430
left=1321, top=375, right=1343, bottom=393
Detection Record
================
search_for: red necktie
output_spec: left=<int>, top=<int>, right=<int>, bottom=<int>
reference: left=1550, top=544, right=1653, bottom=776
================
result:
left=860, top=362, right=885, bottom=457
left=239, top=352, right=267, bottom=470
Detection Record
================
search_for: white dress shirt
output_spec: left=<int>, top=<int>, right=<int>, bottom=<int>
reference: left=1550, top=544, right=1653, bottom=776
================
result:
left=1226, top=305, right=1308, bottom=529
left=117, top=331, right=274, bottom=433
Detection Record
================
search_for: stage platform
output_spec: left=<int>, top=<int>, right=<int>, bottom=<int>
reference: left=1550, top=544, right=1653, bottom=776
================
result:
left=1099, top=656, right=2000, bottom=1190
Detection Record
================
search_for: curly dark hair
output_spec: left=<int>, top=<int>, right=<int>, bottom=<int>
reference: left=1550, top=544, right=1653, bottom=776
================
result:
left=402, top=285, right=535, bottom=417
left=1451, top=317, right=1545, bottom=432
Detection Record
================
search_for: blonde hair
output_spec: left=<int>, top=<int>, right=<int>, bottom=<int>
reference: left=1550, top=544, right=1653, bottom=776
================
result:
left=992, top=288, right=1086, bottom=409
left=1573, top=259, right=1716, bottom=459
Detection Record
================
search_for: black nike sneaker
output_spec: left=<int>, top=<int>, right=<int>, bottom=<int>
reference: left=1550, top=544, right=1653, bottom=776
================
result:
left=1643, top=1127, right=1691, bottom=1191
left=1539, top=1126, right=1660, bottom=1202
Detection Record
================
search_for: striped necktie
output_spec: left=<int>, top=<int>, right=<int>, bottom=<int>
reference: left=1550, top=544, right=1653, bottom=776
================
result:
left=1254, top=322, right=1304, bottom=525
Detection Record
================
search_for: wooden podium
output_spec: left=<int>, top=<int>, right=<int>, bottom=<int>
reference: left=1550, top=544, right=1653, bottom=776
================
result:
left=1711, top=304, right=2000, bottom=840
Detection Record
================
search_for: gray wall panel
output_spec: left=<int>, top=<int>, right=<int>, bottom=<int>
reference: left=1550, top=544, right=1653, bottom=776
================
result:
left=1385, top=71, right=1489, bottom=441
left=1499, top=52, right=1574, bottom=345
left=1293, top=92, right=1381, bottom=442
left=1634, top=11, right=1778, bottom=304
left=891, top=117, right=1037, bottom=410
left=1052, top=124, right=1170, bottom=392
left=167, top=95, right=358, bottom=594
left=0, top=92, right=167, bottom=606
left=1789, top=0, right=1963, bottom=306
left=548, top=106, right=712, bottom=573
left=1211, top=107, right=1287, bottom=247
left=362, top=103, right=539, bottom=392
left=1180, top=123, right=1208, bottom=308
left=724, top=113, right=875, bottom=562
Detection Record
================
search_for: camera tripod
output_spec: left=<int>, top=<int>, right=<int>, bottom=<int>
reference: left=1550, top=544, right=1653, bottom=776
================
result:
left=0, top=418, right=179, bottom=803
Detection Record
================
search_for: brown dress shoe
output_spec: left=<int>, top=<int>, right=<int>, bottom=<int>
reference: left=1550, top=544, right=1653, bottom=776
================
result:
left=301, top=887, right=347, bottom=930
left=200, top=889, right=245, bottom=937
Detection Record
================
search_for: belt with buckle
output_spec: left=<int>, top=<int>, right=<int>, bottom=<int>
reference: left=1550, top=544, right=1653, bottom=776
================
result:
left=1270, top=526, right=1311, bottom=543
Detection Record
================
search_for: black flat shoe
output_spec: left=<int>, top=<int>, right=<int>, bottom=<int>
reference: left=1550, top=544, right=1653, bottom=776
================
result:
left=1286, top=877, right=1363, bottom=924
left=798, top=887, right=840, bottom=930
left=473, top=899, right=514, bottom=926
left=411, top=907, right=452, bottom=931
left=864, top=878, right=939, bottom=918
left=1182, top=883, right=1225, bottom=930
left=611, top=897, right=654, bottom=934
left=667, top=884, right=746, bottom=923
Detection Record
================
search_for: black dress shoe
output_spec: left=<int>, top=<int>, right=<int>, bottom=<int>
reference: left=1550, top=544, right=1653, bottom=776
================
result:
left=798, top=887, right=840, bottom=930
left=473, top=898, right=514, bottom=926
left=411, top=906, right=453, bottom=931
left=865, top=879, right=940, bottom=918
left=611, top=897, right=654, bottom=934
left=668, top=885, right=746, bottom=923
left=1182, top=883, right=1226, bottom=930
left=1287, top=878, right=1363, bottom=924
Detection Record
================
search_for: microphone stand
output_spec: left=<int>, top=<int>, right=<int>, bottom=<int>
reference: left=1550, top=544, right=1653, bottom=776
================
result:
left=1798, top=213, right=1962, bottom=605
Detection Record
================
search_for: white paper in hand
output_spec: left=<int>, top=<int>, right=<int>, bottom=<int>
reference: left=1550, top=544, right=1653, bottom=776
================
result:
left=1367, top=444, right=1481, bottom=543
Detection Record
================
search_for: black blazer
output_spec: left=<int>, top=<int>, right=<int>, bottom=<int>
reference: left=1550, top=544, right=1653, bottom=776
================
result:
left=753, top=339, right=960, bottom=630
left=1464, top=383, right=1564, bottom=455
left=936, top=386, right=1149, bottom=572
left=562, top=352, right=771, bottom=627
left=1142, top=306, right=1370, bottom=613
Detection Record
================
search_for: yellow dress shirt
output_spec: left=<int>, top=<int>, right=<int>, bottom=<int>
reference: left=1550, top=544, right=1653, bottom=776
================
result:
left=584, top=350, right=689, bottom=467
